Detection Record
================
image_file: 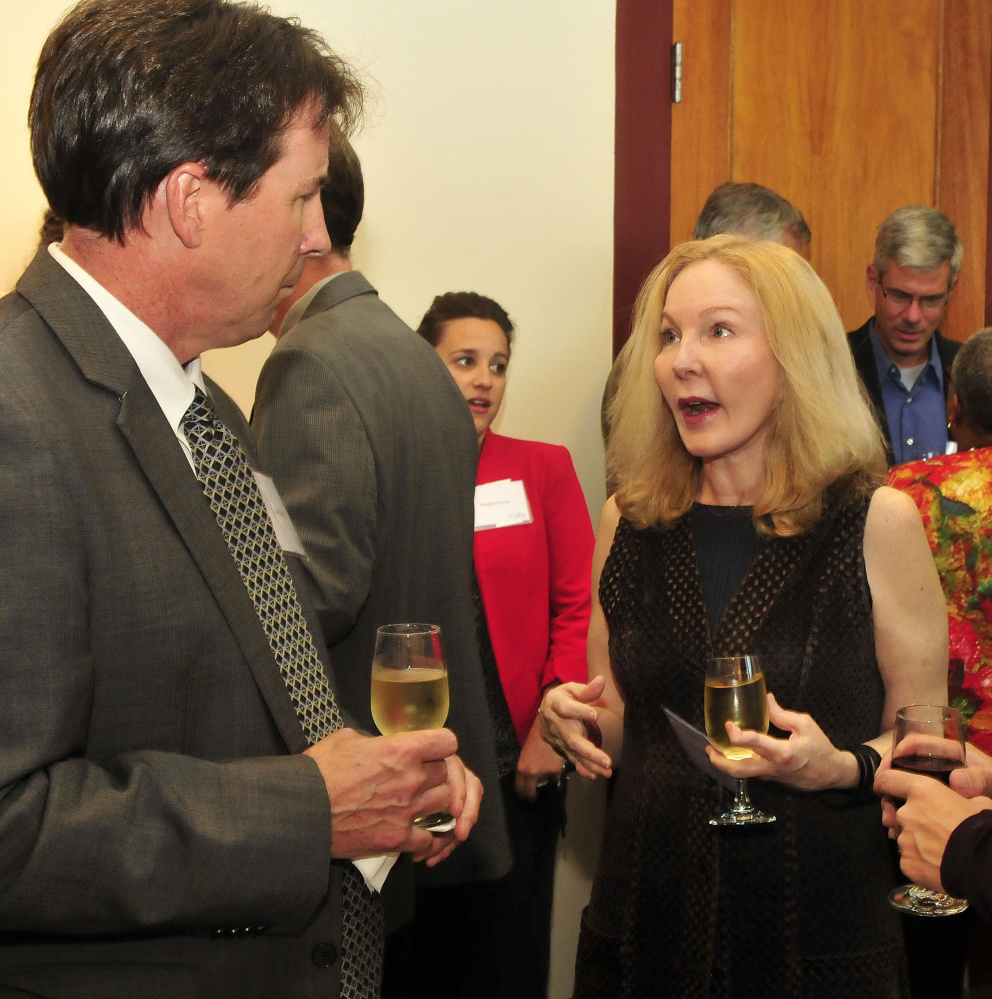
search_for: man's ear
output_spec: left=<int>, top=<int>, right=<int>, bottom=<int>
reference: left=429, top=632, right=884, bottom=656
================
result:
left=163, top=162, right=209, bottom=249
left=866, top=265, right=879, bottom=300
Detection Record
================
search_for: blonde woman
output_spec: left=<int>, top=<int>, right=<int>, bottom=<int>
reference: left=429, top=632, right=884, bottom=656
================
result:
left=541, top=237, right=947, bottom=998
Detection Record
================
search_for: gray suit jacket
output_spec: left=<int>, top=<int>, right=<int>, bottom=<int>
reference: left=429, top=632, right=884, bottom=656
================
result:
left=0, top=250, right=349, bottom=999
left=252, top=271, right=511, bottom=895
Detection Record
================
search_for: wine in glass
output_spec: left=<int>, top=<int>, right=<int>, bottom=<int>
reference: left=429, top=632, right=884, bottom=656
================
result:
left=371, top=623, right=454, bottom=833
left=888, top=704, right=968, bottom=916
left=705, top=654, right=776, bottom=825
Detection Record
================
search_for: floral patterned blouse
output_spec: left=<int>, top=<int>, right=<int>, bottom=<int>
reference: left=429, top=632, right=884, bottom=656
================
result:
left=887, top=450, right=992, bottom=751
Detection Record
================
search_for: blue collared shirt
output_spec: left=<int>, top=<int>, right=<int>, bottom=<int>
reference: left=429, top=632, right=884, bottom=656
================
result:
left=869, top=320, right=948, bottom=465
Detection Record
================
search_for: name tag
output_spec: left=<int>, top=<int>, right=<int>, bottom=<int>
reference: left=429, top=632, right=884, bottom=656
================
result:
left=252, top=471, right=307, bottom=557
left=474, top=479, right=533, bottom=531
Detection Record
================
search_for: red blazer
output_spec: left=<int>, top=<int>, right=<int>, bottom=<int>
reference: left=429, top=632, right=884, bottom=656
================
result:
left=474, top=432, right=594, bottom=745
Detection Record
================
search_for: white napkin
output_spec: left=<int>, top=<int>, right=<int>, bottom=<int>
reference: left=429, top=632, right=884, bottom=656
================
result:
left=352, top=854, right=398, bottom=894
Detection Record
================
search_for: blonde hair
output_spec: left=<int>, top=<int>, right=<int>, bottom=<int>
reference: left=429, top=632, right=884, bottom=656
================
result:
left=607, top=236, right=886, bottom=536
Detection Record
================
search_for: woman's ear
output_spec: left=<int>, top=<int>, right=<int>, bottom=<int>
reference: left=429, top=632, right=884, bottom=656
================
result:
left=947, top=392, right=961, bottom=428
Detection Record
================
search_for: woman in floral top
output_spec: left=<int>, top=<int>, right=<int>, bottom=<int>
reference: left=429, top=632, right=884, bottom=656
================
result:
left=887, top=328, right=992, bottom=750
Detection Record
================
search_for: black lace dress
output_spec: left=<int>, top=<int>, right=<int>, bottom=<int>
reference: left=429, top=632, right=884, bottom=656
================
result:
left=573, top=486, right=904, bottom=999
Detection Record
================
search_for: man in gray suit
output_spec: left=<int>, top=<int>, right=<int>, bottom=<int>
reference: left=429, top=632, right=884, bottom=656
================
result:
left=251, top=140, right=511, bottom=974
left=0, top=2, right=481, bottom=997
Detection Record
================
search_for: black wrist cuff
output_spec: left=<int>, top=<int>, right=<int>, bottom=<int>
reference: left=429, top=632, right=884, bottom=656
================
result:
left=820, top=744, right=882, bottom=807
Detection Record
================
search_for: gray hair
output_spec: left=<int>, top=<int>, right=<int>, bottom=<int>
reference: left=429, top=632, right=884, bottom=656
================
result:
left=873, top=206, right=963, bottom=283
left=693, top=182, right=811, bottom=246
left=950, top=328, right=992, bottom=434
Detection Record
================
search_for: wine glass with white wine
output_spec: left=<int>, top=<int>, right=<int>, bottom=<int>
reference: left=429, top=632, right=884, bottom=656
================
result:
left=705, top=654, right=776, bottom=825
left=371, top=623, right=454, bottom=833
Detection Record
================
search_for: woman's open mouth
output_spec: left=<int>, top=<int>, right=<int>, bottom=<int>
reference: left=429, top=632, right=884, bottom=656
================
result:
left=678, top=397, right=719, bottom=424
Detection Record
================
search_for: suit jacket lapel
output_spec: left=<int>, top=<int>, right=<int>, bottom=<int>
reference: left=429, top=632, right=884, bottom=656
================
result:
left=17, top=250, right=309, bottom=753
left=850, top=321, right=894, bottom=462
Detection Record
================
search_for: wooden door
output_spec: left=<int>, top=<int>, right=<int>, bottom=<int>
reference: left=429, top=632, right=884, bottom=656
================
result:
left=670, top=0, right=991, bottom=343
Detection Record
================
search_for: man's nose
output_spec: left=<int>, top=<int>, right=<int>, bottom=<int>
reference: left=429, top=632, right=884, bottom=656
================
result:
left=903, top=298, right=923, bottom=323
left=302, top=200, right=332, bottom=256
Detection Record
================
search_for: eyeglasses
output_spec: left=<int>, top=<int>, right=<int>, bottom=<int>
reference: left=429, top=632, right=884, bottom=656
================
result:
left=879, top=282, right=949, bottom=315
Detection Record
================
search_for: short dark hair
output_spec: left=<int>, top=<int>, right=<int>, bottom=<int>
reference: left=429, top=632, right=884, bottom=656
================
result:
left=951, top=328, right=992, bottom=435
left=693, top=182, right=811, bottom=247
left=38, top=209, right=64, bottom=248
left=322, top=136, right=365, bottom=250
left=416, top=292, right=515, bottom=351
left=31, top=0, right=362, bottom=243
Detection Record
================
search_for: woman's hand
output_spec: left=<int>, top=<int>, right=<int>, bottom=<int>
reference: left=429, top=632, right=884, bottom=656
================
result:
left=704, top=692, right=858, bottom=792
left=540, top=675, right=614, bottom=780
left=515, top=714, right=566, bottom=801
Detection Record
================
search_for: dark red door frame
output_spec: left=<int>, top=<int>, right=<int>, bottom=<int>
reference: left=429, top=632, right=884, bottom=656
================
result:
left=986, top=37, right=992, bottom=327
left=613, top=0, right=674, bottom=358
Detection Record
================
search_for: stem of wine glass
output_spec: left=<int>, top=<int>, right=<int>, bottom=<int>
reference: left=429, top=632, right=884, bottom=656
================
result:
left=734, top=778, right=750, bottom=811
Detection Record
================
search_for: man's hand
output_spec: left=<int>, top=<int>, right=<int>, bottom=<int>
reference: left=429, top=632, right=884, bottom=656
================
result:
left=424, top=754, right=484, bottom=867
left=516, top=714, right=565, bottom=802
left=875, top=764, right=992, bottom=891
left=305, top=727, right=480, bottom=863
left=950, top=743, right=992, bottom=798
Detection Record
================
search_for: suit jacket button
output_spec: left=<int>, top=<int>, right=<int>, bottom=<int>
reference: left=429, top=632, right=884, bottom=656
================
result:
left=312, top=942, right=338, bottom=968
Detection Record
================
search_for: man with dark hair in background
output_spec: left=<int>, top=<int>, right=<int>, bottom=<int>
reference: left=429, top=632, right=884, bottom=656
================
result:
left=252, top=137, right=511, bottom=996
left=0, top=2, right=481, bottom=996
left=692, top=181, right=812, bottom=259
left=848, top=205, right=962, bottom=465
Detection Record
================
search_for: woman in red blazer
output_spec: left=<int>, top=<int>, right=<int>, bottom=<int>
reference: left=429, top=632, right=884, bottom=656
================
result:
left=416, top=291, right=594, bottom=999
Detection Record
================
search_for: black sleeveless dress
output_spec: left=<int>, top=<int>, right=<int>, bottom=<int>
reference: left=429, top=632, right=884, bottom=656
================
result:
left=573, top=485, right=904, bottom=999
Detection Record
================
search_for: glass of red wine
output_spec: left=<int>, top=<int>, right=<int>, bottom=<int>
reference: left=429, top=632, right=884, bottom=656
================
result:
left=888, top=704, right=968, bottom=916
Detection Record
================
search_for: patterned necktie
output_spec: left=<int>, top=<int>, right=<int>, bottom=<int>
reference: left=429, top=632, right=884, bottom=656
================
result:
left=182, top=388, right=382, bottom=998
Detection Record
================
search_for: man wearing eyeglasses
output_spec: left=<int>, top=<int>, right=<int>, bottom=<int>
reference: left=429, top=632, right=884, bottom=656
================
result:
left=848, top=205, right=962, bottom=465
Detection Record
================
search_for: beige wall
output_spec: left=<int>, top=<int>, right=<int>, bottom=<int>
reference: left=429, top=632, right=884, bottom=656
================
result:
left=1, top=2, right=614, bottom=518
left=0, top=4, right=73, bottom=292
left=213, top=0, right=614, bottom=518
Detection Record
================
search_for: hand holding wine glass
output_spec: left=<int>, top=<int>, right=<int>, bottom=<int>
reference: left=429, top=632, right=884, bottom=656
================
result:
left=886, top=704, right=969, bottom=916
left=371, top=623, right=455, bottom=832
left=706, top=690, right=869, bottom=792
